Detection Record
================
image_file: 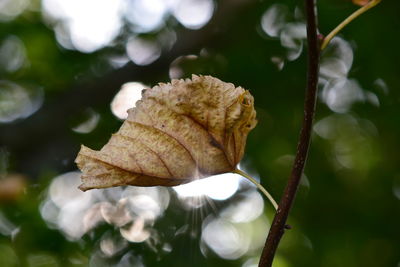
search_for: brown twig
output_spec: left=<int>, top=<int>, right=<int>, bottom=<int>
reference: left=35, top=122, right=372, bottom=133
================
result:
left=258, top=0, right=320, bottom=266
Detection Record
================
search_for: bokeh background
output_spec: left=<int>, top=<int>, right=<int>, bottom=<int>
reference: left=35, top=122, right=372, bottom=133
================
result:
left=0, top=0, right=399, bottom=266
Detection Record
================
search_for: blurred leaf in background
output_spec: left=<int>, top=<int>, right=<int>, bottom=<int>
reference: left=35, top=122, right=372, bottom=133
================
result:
left=0, top=0, right=399, bottom=266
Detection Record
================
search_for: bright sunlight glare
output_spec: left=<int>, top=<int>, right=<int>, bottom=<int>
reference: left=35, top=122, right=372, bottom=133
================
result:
left=173, top=173, right=240, bottom=200
left=42, top=0, right=123, bottom=53
left=110, top=82, right=146, bottom=120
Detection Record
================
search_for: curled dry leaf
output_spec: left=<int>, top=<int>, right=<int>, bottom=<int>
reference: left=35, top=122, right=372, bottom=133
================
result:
left=75, top=75, right=257, bottom=191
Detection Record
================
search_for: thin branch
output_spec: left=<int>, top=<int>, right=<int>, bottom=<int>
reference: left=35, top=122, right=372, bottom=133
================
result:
left=321, top=0, right=382, bottom=50
left=234, top=169, right=278, bottom=210
left=258, top=0, right=320, bottom=266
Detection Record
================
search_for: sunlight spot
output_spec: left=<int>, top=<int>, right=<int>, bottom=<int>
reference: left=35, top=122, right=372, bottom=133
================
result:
left=0, top=36, right=26, bottom=72
left=393, top=186, right=400, bottom=200
left=100, top=199, right=132, bottom=227
left=27, top=254, right=59, bottom=267
left=108, top=55, right=130, bottom=69
left=123, top=186, right=170, bottom=220
left=40, top=199, right=59, bottom=228
left=314, top=115, right=340, bottom=140
left=126, top=37, right=161, bottom=66
left=300, top=174, right=310, bottom=189
left=100, top=238, right=118, bottom=257
left=321, top=78, right=365, bottom=113
left=0, top=211, right=18, bottom=236
left=274, top=154, right=294, bottom=166
left=373, top=78, right=389, bottom=95
left=169, top=55, right=198, bottom=79
left=260, top=4, right=289, bottom=37
left=58, top=205, right=88, bottom=240
left=100, top=233, right=127, bottom=257
left=280, top=23, right=306, bottom=61
left=242, top=257, right=258, bottom=267
left=111, top=82, right=146, bottom=120
left=120, top=218, right=150, bottom=243
left=49, top=172, right=91, bottom=208
left=162, top=243, right=172, bottom=253
left=117, top=252, right=145, bottom=267
left=173, top=173, right=240, bottom=200
left=42, top=172, right=170, bottom=242
left=172, top=0, right=214, bottom=30
left=392, top=176, right=400, bottom=201
left=202, top=217, right=250, bottom=259
left=158, top=28, right=177, bottom=51
left=53, top=23, right=74, bottom=50
left=314, top=114, right=378, bottom=172
left=0, top=0, right=29, bottom=21
left=270, top=56, right=285, bottom=71
left=175, top=224, right=188, bottom=236
left=71, top=108, right=100, bottom=134
left=48, top=172, right=93, bottom=240
left=221, top=191, right=264, bottom=223
left=0, top=81, right=43, bottom=123
left=124, top=0, right=169, bottom=32
left=302, top=235, right=313, bottom=250
left=82, top=203, right=105, bottom=232
left=127, top=195, right=162, bottom=221
left=42, top=0, right=123, bottom=53
left=366, top=92, right=380, bottom=107
left=320, top=37, right=353, bottom=79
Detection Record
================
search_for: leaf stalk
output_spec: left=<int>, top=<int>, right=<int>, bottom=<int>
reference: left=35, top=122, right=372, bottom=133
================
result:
left=234, top=169, right=278, bottom=210
left=321, top=0, right=382, bottom=50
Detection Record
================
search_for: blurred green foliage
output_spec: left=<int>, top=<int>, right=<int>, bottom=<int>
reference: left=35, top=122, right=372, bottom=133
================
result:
left=1, top=0, right=399, bottom=266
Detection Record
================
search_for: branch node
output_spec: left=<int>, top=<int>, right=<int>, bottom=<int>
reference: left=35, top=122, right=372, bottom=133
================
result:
left=284, top=224, right=292, bottom=230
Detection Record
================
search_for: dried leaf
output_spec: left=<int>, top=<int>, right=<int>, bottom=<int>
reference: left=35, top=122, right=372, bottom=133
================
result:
left=352, top=0, right=370, bottom=6
left=75, top=75, right=257, bottom=191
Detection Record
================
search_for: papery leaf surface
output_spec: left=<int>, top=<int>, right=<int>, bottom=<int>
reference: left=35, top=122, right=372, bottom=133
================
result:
left=75, top=75, right=257, bottom=191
